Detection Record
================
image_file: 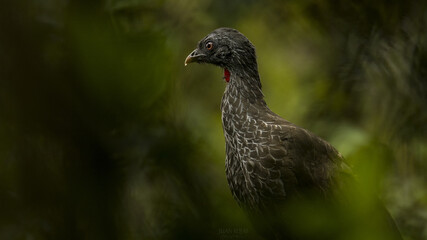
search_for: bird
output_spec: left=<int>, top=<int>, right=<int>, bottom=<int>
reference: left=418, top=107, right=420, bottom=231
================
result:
left=185, top=28, right=402, bottom=240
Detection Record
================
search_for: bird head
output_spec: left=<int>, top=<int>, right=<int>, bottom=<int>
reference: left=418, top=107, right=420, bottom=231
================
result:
left=185, top=28, right=258, bottom=72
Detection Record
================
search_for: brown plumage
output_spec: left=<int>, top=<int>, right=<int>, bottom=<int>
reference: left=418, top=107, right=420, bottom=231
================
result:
left=185, top=28, right=402, bottom=240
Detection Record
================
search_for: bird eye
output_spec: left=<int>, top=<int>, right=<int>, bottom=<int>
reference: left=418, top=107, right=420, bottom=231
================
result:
left=205, top=42, right=214, bottom=50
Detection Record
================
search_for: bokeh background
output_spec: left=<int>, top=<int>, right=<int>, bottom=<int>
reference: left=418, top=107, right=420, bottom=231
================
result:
left=1, top=0, right=426, bottom=239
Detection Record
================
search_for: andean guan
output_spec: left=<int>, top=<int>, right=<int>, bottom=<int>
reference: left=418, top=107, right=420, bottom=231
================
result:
left=185, top=28, right=402, bottom=240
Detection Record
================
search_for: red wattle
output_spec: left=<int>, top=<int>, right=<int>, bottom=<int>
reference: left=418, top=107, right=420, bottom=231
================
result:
left=224, top=68, right=230, bottom=82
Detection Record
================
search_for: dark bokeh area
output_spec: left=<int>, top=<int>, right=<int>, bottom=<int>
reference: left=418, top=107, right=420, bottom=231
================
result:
left=0, top=0, right=426, bottom=239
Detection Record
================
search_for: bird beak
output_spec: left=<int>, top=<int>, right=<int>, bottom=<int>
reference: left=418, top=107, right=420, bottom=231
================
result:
left=184, top=49, right=205, bottom=66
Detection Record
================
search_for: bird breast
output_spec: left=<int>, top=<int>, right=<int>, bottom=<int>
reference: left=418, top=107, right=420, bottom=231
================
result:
left=221, top=85, right=291, bottom=211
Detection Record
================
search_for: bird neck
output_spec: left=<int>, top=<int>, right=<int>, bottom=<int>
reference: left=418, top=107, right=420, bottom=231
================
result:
left=226, top=66, right=265, bottom=105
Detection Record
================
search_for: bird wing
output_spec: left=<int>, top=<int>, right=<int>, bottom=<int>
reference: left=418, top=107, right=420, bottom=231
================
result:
left=285, top=126, right=351, bottom=195
left=247, top=117, right=353, bottom=204
left=272, top=125, right=403, bottom=239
